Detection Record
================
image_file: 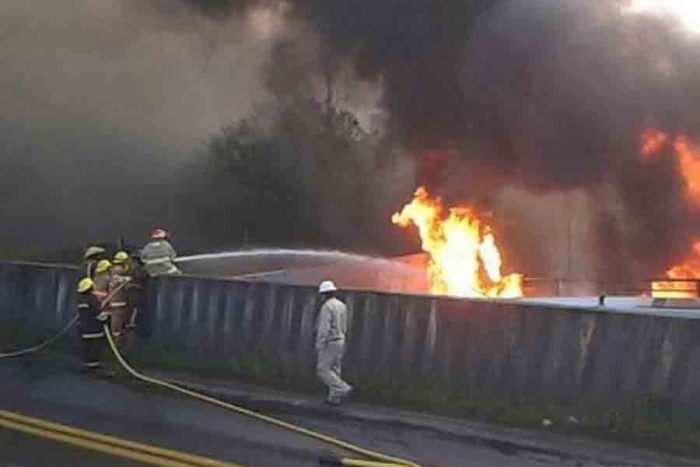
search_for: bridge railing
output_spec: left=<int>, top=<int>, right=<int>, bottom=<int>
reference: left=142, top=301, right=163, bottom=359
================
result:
left=2, top=260, right=700, bottom=419
left=524, top=277, right=700, bottom=298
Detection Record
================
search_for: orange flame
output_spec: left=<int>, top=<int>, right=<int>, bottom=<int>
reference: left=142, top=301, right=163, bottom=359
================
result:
left=642, top=130, right=700, bottom=204
left=644, top=130, right=700, bottom=298
left=652, top=241, right=700, bottom=299
left=673, top=137, right=700, bottom=203
left=392, top=187, right=523, bottom=298
left=641, top=130, right=668, bottom=158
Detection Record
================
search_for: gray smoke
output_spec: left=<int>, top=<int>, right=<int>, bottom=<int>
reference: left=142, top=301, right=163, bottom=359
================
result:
left=4, top=0, right=700, bottom=281
left=0, top=0, right=272, bottom=253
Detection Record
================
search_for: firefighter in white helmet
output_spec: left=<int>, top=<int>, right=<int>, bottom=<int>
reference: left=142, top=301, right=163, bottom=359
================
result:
left=140, top=228, right=180, bottom=277
left=82, top=246, right=105, bottom=279
left=315, top=280, right=352, bottom=406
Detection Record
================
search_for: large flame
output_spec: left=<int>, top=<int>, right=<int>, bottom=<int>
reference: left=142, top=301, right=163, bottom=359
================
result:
left=392, top=187, right=522, bottom=298
left=643, top=130, right=700, bottom=298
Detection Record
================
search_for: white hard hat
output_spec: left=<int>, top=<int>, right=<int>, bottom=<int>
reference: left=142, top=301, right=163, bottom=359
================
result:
left=152, top=228, right=168, bottom=240
left=318, top=280, right=337, bottom=294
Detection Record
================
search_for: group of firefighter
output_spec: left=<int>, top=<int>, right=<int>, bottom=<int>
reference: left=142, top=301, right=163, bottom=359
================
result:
left=75, top=228, right=180, bottom=374
left=73, top=229, right=353, bottom=406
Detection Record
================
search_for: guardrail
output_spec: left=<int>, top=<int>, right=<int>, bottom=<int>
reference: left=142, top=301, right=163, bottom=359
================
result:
left=524, top=277, right=700, bottom=298
left=2, top=260, right=700, bottom=419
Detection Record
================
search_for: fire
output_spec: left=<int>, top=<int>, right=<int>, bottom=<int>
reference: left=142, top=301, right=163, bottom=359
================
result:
left=642, top=130, right=700, bottom=203
left=652, top=241, right=700, bottom=298
left=392, top=187, right=522, bottom=298
left=643, top=130, right=700, bottom=298
left=641, top=130, right=668, bottom=157
left=672, top=137, right=700, bottom=202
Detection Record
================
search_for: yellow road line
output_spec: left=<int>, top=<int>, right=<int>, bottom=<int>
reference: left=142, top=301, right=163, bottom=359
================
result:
left=340, top=460, right=410, bottom=467
left=0, top=409, right=249, bottom=467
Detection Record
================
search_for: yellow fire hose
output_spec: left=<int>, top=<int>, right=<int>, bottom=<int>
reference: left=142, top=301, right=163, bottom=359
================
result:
left=0, top=281, right=130, bottom=360
left=103, top=325, right=424, bottom=467
left=0, top=277, right=426, bottom=467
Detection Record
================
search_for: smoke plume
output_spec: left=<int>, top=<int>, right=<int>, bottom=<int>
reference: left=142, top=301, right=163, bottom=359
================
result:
left=5, top=0, right=700, bottom=281
left=255, top=0, right=700, bottom=280
left=0, top=0, right=274, bottom=252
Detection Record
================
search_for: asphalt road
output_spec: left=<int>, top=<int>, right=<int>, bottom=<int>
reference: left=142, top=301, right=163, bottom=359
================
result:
left=0, top=356, right=695, bottom=467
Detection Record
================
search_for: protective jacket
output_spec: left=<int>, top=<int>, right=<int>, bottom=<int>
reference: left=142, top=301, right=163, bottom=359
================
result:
left=83, top=259, right=97, bottom=279
left=93, top=271, right=110, bottom=295
left=315, top=297, right=348, bottom=350
left=77, top=293, right=103, bottom=338
left=140, top=240, right=180, bottom=276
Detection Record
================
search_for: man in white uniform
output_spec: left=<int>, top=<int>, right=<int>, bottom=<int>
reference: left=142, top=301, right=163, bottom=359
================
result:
left=315, top=280, right=352, bottom=406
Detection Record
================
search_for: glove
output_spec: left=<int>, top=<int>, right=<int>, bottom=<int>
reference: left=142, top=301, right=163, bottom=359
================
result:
left=97, top=312, right=110, bottom=323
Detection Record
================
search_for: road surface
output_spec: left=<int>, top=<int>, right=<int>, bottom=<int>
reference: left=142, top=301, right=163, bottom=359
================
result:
left=0, top=355, right=695, bottom=467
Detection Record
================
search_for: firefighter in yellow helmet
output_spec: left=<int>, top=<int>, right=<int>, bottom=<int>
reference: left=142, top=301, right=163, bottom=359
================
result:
left=76, top=278, right=109, bottom=371
left=112, top=251, right=131, bottom=275
left=92, top=260, right=111, bottom=299
left=108, top=253, right=131, bottom=344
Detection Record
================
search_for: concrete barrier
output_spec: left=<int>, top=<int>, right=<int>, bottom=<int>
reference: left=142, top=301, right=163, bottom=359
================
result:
left=0, top=261, right=79, bottom=330
left=3, top=260, right=700, bottom=419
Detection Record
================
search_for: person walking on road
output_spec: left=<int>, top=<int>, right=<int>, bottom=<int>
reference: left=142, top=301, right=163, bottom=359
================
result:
left=140, top=229, right=180, bottom=277
left=316, top=280, right=352, bottom=406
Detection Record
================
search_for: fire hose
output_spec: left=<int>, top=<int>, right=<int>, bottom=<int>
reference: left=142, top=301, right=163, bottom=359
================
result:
left=0, top=280, right=427, bottom=467
left=103, top=327, right=424, bottom=467
left=0, top=280, right=130, bottom=360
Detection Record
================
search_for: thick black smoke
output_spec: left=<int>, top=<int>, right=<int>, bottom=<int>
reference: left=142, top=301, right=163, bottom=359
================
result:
left=235, top=0, right=700, bottom=280
left=5, top=0, right=700, bottom=280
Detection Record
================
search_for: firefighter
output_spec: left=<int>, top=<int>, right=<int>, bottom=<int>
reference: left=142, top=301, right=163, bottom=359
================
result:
left=111, top=251, right=131, bottom=275
left=112, top=251, right=139, bottom=330
left=140, top=229, right=180, bottom=277
left=315, top=280, right=353, bottom=406
left=76, top=278, right=109, bottom=371
left=109, top=253, right=131, bottom=344
left=82, top=246, right=105, bottom=279
left=92, top=260, right=111, bottom=299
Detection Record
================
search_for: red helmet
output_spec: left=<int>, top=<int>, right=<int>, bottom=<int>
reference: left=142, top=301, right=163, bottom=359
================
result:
left=151, top=228, right=168, bottom=240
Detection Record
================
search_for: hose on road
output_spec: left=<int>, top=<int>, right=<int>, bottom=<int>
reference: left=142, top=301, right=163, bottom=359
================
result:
left=103, top=326, right=423, bottom=467
left=0, top=278, right=426, bottom=467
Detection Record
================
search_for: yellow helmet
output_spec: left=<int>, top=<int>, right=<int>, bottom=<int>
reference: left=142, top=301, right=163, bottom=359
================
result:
left=95, top=259, right=111, bottom=274
left=113, top=251, right=129, bottom=264
left=77, top=277, right=95, bottom=293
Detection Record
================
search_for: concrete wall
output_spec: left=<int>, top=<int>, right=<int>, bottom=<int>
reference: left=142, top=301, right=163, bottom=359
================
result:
left=3, top=260, right=700, bottom=417
left=0, top=261, right=79, bottom=331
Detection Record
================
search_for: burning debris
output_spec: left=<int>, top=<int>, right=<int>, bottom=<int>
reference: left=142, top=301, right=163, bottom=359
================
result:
left=392, top=187, right=522, bottom=298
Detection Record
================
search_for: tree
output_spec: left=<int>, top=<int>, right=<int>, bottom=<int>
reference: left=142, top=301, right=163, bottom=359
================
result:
left=183, top=31, right=412, bottom=253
